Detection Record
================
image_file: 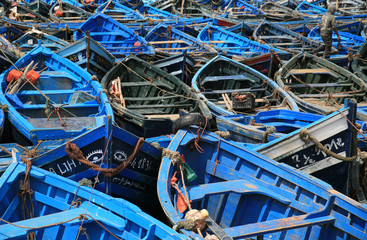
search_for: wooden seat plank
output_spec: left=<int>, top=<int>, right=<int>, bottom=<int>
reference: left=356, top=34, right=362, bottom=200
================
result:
left=288, top=68, right=331, bottom=75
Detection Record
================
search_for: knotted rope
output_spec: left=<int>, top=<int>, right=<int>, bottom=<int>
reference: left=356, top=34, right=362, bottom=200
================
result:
left=65, top=138, right=144, bottom=177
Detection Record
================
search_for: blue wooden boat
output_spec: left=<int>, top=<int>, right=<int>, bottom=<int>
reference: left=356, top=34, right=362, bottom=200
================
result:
left=14, top=29, right=69, bottom=53
left=154, top=53, right=196, bottom=85
left=158, top=125, right=367, bottom=239
left=192, top=55, right=298, bottom=117
left=216, top=100, right=359, bottom=193
left=0, top=160, right=189, bottom=240
left=337, top=21, right=364, bottom=36
left=139, top=5, right=178, bottom=20
left=223, top=0, right=265, bottom=19
left=49, top=1, right=92, bottom=22
left=101, top=54, right=213, bottom=138
left=29, top=120, right=163, bottom=207
left=308, top=26, right=364, bottom=53
left=290, top=23, right=311, bottom=35
left=95, top=0, right=146, bottom=23
left=127, top=17, right=215, bottom=37
left=0, top=45, right=114, bottom=145
left=295, top=1, right=328, bottom=15
left=275, top=52, right=367, bottom=121
left=73, top=13, right=154, bottom=58
left=253, top=20, right=320, bottom=52
left=56, top=36, right=115, bottom=82
left=145, top=23, right=217, bottom=57
left=197, top=24, right=284, bottom=57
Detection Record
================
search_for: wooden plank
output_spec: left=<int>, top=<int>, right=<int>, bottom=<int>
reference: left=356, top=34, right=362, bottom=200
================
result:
left=202, top=75, right=249, bottom=84
left=145, top=114, right=179, bottom=120
left=203, top=88, right=265, bottom=95
left=297, top=93, right=365, bottom=98
left=288, top=68, right=331, bottom=75
left=124, top=95, right=178, bottom=101
left=286, top=83, right=353, bottom=88
left=128, top=103, right=192, bottom=109
left=120, top=82, right=174, bottom=90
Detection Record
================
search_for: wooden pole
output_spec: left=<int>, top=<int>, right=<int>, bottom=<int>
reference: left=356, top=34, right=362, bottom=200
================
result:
left=86, top=30, right=91, bottom=73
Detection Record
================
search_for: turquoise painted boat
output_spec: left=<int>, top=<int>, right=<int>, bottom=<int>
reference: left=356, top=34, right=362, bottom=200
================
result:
left=0, top=45, right=113, bottom=145
left=145, top=23, right=217, bottom=57
left=158, top=125, right=367, bottom=239
left=14, top=29, right=69, bottom=53
left=197, top=24, right=284, bottom=57
left=73, top=13, right=154, bottom=58
left=0, top=160, right=189, bottom=239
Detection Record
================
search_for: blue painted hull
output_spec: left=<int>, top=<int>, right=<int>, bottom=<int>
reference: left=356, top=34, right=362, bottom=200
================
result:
left=0, top=161, right=189, bottom=239
left=30, top=122, right=163, bottom=206
left=197, top=24, right=285, bottom=57
left=308, top=26, right=364, bottom=53
left=145, top=23, right=217, bottom=56
left=0, top=46, right=114, bottom=145
left=96, top=0, right=146, bottom=23
left=14, top=29, right=69, bottom=53
left=158, top=126, right=367, bottom=239
left=73, top=13, right=154, bottom=58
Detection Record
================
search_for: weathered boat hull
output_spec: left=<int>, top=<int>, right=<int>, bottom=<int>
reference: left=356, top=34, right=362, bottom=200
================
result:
left=0, top=160, right=189, bottom=239
left=154, top=53, right=196, bottom=85
left=192, top=55, right=298, bottom=117
left=101, top=55, right=213, bottom=138
left=56, top=36, right=115, bottom=82
left=197, top=24, right=284, bottom=57
left=14, top=29, right=69, bottom=53
left=275, top=52, right=367, bottom=121
left=0, top=46, right=114, bottom=145
left=31, top=121, right=163, bottom=206
left=145, top=23, right=217, bottom=57
left=73, top=13, right=154, bottom=58
left=158, top=126, right=367, bottom=239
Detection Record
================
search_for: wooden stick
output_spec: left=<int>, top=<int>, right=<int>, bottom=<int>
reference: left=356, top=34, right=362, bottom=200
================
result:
left=222, top=93, right=233, bottom=112
left=117, top=77, right=126, bottom=108
left=180, top=0, right=185, bottom=15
